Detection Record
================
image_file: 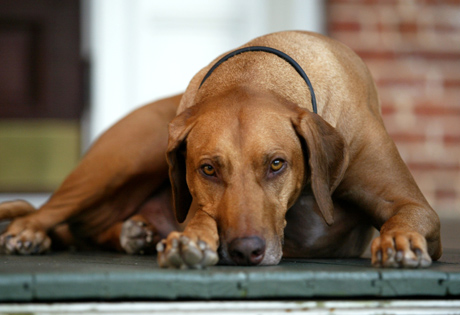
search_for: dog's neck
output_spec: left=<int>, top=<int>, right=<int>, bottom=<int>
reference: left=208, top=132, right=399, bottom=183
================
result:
left=197, top=46, right=318, bottom=115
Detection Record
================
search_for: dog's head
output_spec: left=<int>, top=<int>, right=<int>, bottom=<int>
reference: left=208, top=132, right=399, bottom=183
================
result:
left=166, top=89, right=348, bottom=265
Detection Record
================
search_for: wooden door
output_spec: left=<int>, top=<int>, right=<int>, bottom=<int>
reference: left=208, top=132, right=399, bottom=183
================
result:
left=0, top=0, right=82, bottom=191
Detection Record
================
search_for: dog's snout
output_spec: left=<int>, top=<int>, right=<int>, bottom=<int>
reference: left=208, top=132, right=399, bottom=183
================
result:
left=229, top=236, right=265, bottom=266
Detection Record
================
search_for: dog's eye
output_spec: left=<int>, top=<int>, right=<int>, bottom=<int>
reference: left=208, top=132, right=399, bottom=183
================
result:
left=201, top=164, right=216, bottom=176
left=270, top=159, right=285, bottom=172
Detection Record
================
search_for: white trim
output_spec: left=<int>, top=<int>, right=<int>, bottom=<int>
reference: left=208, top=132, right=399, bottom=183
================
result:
left=88, top=0, right=135, bottom=141
left=1, top=300, right=460, bottom=315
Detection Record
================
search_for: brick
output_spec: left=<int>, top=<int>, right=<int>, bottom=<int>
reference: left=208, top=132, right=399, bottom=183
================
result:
left=407, top=163, right=460, bottom=172
left=377, top=79, right=460, bottom=90
left=383, top=115, right=460, bottom=136
left=366, top=59, right=460, bottom=83
left=378, top=87, right=460, bottom=111
left=329, top=21, right=362, bottom=32
left=436, top=189, right=457, bottom=200
left=414, top=106, right=460, bottom=117
left=330, top=0, right=460, bottom=4
left=328, top=0, right=459, bottom=219
left=411, top=169, right=460, bottom=192
left=436, top=199, right=460, bottom=217
left=329, top=2, right=460, bottom=28
left=332, top=31, right=460, bottom=55
left=409, top=169, right=460, bottom=216
left=329, top=3, right=393, bottom=23
left=356, top=51, right=460, bottom=61
left=331, top=20, right=459, bottom=34
left=394, top=142, right=460, bottom=165
left=381, top=106, right=396, bottom=115
left=444, top=135, right=460, bottom=144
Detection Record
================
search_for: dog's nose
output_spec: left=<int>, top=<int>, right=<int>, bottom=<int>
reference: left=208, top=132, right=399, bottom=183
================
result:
left=228, top=236, right=265, bottom=266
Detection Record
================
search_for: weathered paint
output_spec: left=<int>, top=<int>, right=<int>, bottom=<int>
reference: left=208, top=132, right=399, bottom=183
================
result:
left=0, top=251, right=459, bottom=301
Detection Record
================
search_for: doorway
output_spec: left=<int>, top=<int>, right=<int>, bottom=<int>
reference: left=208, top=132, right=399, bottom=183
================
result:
left=0, top=0, right=83, bottom=192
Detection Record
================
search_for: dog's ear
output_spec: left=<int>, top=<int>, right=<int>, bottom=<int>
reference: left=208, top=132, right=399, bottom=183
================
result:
left=166, top=108, right=197, bottom=223
left=292, top=110, right=349, bottom=226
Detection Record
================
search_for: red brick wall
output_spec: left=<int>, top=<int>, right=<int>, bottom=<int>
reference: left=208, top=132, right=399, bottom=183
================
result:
left=327, top=0, right=460, bottom=218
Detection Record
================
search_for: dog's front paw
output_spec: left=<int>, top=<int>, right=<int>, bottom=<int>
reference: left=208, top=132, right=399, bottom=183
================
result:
left=120, top=219, right=159, bottom=255
left=371, top=230, right=432, bottom=268
left=0, top=219, right=51, bottom=255
left=156, top=231, right=218, bottom=269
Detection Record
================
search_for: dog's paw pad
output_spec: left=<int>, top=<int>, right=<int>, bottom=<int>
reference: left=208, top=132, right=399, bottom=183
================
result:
left=120, top=219, right=158, bottom=255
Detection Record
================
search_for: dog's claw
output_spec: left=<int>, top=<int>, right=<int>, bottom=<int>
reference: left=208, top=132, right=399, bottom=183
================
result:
left=157, top=232, right=218, bottom=269
left=182, top=241, right=203, bottom=265
left=165, top=247, right=183, bottom=268
left=202, top=248, right=219, bottom=266
left=415, top=248, right=432, bottom=268
left=156, top=240, right=165, bottom=252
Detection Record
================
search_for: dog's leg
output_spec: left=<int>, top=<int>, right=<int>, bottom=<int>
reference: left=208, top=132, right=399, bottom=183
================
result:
left=0, top=184, right=94, bottom=254
left=0, top=94, right=182, bottom=255
left=368, top=184, right=441, bottom=268
left=341, top=128, right=442, bottom=268
left=157, top=208, right=219, bottom=269
left=0, top=200, right=36, bottom=220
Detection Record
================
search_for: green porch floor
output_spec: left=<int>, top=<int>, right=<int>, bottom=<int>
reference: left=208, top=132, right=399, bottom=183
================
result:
left=0, top=218, right=459, bottom=302
left=0, top=249, right=460, bottom=301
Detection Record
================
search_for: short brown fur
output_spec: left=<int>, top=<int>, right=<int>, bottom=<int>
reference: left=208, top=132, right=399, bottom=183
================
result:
left=0, top=32, right=441, bottom=268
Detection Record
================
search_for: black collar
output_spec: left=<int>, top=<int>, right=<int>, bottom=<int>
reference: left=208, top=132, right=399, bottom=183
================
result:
left=198, top=46, right=318, bottom=114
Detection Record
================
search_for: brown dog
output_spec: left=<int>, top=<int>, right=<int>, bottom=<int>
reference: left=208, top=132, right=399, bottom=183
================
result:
left=0, top=31, right=441, bottom=269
